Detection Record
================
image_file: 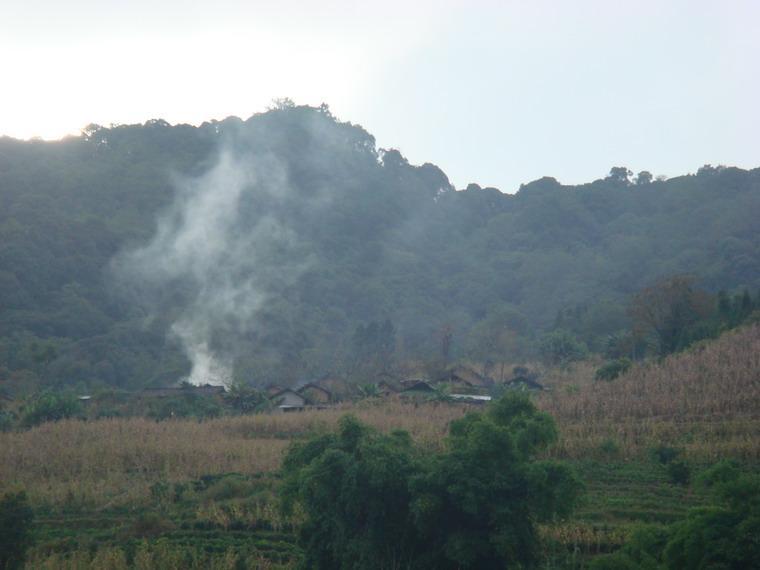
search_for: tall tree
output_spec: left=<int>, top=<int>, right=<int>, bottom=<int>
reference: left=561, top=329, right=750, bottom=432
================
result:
left=629, top=275, right=712, bottom=355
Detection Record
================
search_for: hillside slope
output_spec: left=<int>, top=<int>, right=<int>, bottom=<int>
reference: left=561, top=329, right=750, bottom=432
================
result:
left=0, top=104, right=758, bottom=389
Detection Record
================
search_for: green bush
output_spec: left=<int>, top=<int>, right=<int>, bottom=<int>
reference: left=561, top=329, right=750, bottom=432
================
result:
left=589, top=525, right=668, bottom=570
left=595, top=464, right=760, bottom=569
left=696, top=459, right=740, bottom=488
left=0, top=491, right=34, bottom=570
left=539, top=330, right=589, bottom=366
left=666, top=460, right=691, bottom=486
left=21, top=392, right=83, bottom=427
left=599, top=438, right=621, bottom=457
left=650, top=445, right=680, bottom=465
left=0, top=410, right=15, bottom=432
left=147, top=394, right=222, bottom=420
left=201, top=476, right=256, bottom=501
left=595, top=358, right=632, bottom=381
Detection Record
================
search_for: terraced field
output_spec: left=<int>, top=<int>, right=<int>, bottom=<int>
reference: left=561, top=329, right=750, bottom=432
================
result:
left=2, top=325, right=758, bottom=568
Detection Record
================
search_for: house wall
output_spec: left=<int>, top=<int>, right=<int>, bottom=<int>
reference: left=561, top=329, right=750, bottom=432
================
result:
left=278, top=391, right=306, bottom=407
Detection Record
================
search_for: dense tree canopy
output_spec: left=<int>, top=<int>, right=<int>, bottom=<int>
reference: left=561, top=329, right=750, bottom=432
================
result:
left=280, top=394, right=581, bottom=569
left=0, top=104, right=758, bottom=390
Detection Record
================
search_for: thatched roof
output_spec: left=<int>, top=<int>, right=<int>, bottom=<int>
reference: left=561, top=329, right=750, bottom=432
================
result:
left=400, top=379, right=436, bottom=393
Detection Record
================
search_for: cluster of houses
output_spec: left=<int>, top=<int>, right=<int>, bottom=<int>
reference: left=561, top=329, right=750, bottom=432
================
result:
left=261, top=364, right=545, bottom=413
left=135, top=365, right=545, bottom=414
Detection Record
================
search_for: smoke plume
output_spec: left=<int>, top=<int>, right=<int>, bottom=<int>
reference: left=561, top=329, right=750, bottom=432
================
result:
left=115, top=148, right=312, bottom=385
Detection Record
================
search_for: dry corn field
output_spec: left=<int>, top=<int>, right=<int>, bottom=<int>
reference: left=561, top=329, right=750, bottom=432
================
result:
left=0, top=400, right=464, bottom=507
left=538, top=324, right=760, bottom=461
left=1, top=325, right=759, bottom=508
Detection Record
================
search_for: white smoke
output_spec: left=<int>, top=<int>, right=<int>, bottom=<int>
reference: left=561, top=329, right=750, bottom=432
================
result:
left=116, top=149, right=310, bottom=386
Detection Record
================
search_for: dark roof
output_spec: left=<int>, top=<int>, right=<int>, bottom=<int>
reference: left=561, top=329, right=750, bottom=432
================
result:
left=272, top=388, right=303, bottom=398
left=297, top=382, right=332, bottom=398
left=270, top=388, right=303, bottom=399
left=401, top=380, right=435, bottom=393
left=439, top=365, right=494, bottom=387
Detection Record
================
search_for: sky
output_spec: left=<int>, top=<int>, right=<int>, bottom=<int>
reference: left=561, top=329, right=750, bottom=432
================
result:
left=1, top=0, right=758, bottom=192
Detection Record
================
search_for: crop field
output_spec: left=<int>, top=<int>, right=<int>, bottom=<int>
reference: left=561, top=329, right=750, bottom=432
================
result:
left=2, top=325, right=759, bottom=568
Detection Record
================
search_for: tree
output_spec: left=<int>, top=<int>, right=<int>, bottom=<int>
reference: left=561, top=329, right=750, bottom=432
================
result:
left=410, top=395, right=581, bottom=569
left=351, top=320, right=397, bottom=379
left=539, top=329, right=588, bottom=366
left=595, top=358, right=632, bottom=381
left=609, top=166, right=633, bottom=184
left=0, top=491, right=34, bottom=570
left=629, top=275, right=712, bottom=356
left=280, top=394, right=580, bottom=569
left=223, top=381, right=271, bottom=414
left=438, top=324, right=453, bottom=362
left=636, top=171, right=653, bottom=185
left=281, top=416, right=421, bottom=569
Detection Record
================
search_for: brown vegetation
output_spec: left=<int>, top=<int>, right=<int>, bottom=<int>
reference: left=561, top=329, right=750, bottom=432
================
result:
left=0, top=401, right=464, bottom=507
left=1, top=326, right=758, bottom=509
left=539, top=324, right=760, bottom=460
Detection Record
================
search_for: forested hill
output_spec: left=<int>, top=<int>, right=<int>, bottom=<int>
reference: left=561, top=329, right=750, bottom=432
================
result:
left=0, top=103, right=758, bottom=391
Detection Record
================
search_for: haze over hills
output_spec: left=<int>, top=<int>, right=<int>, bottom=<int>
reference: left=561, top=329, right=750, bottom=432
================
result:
left=0, top=103, right=758, bottom=390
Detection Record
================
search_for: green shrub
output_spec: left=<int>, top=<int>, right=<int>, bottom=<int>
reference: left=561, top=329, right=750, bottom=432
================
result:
left=147, top=394, right=222, bottom=420
left=0, top=491, right=34, bottom=570
left=650, top=445, right=680, bottom=465
left=601, top=464, right=760, bottom=569
left=599, top=438, right=621, bottom=457
left=201, top=476, right=256, bottom=501
left=539, top=330, right=589, bottom=366
left=0, top=410, right=15, bottom=432
left=666, top=460, right=691, bottom=486
left=595, top=358, right=632, bottom=381
left=21, top=392, right=83, bottom=427
left=589, top=525, right=668, bottom=570
left=664, top=473, right=760, bottom=568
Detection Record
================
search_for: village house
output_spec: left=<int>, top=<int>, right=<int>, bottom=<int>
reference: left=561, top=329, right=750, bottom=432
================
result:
left=310, top=373, right=355, bottom=401
left=270, top=388, right=307, bottom=412
left=297, top=382, right=332, bottom=404
left=503, top=366, right=545, bottom=391
left=265, top=384, right=285, bottom=397
left=437, top=365, right=495, bottom=389
left=400, top=379, right=436, bottom=394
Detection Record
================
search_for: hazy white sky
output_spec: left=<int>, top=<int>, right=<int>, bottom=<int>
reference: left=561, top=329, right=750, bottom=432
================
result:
left=1, top=0, right=758, bottom=191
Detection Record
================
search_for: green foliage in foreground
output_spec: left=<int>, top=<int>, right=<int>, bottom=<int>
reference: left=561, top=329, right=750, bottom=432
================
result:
left=20, top=391, right=83, bottom=427
left=0, top=491, right=34, bottom=570
left=590, top=461, right=760, bottom=569
left=595, top=358, right=632, bottom=382
left=281, top=393, right=581, bottom=569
